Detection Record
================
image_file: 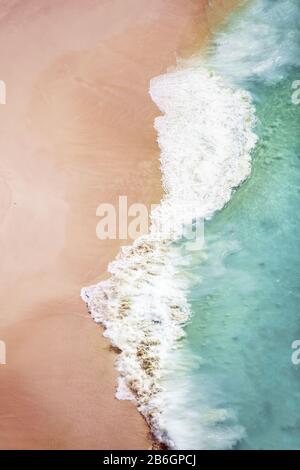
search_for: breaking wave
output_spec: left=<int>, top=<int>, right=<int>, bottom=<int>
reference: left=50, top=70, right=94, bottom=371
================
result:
left=81, top=59, right=257, bottom=448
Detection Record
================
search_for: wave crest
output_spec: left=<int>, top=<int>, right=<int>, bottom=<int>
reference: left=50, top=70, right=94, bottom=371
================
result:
left=81, top=64, right=257, bottom=448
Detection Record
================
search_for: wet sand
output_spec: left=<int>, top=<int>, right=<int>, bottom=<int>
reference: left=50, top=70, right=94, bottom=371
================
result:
left=0, top=0, right=237, bottom=449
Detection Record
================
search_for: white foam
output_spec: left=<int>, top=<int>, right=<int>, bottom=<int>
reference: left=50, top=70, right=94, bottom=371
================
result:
left=81, top=62, right=257, bottom=448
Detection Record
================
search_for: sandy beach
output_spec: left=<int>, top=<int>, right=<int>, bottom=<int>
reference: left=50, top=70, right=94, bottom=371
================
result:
left=0, top=0, right=237, bottom=449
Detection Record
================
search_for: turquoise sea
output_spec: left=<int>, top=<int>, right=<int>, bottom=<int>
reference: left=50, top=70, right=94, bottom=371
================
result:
left=83, top=0, right=300, bottom=450
left=161, top=0, right=300, bottom=449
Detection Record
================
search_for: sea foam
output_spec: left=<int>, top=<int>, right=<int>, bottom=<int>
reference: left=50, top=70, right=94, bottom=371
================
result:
left=81, top=63, right=257, bottom=448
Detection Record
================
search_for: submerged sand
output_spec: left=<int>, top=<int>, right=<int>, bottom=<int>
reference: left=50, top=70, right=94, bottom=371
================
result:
left=0, top=0, right=237, bottom=449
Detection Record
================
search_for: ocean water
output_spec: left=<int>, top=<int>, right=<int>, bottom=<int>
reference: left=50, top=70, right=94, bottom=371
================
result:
left=82, top=0, right=300, bottom=449
left=158, top=0, right=300, bottom=450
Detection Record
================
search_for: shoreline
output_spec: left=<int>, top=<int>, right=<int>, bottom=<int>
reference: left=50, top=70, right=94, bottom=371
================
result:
left=82, top=0, right=243, bottom=450
left=0, top=0, right=239, bottom=449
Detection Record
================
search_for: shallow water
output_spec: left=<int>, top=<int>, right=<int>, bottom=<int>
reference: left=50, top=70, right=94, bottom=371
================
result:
left=160, top=0, right=300, bottom=450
